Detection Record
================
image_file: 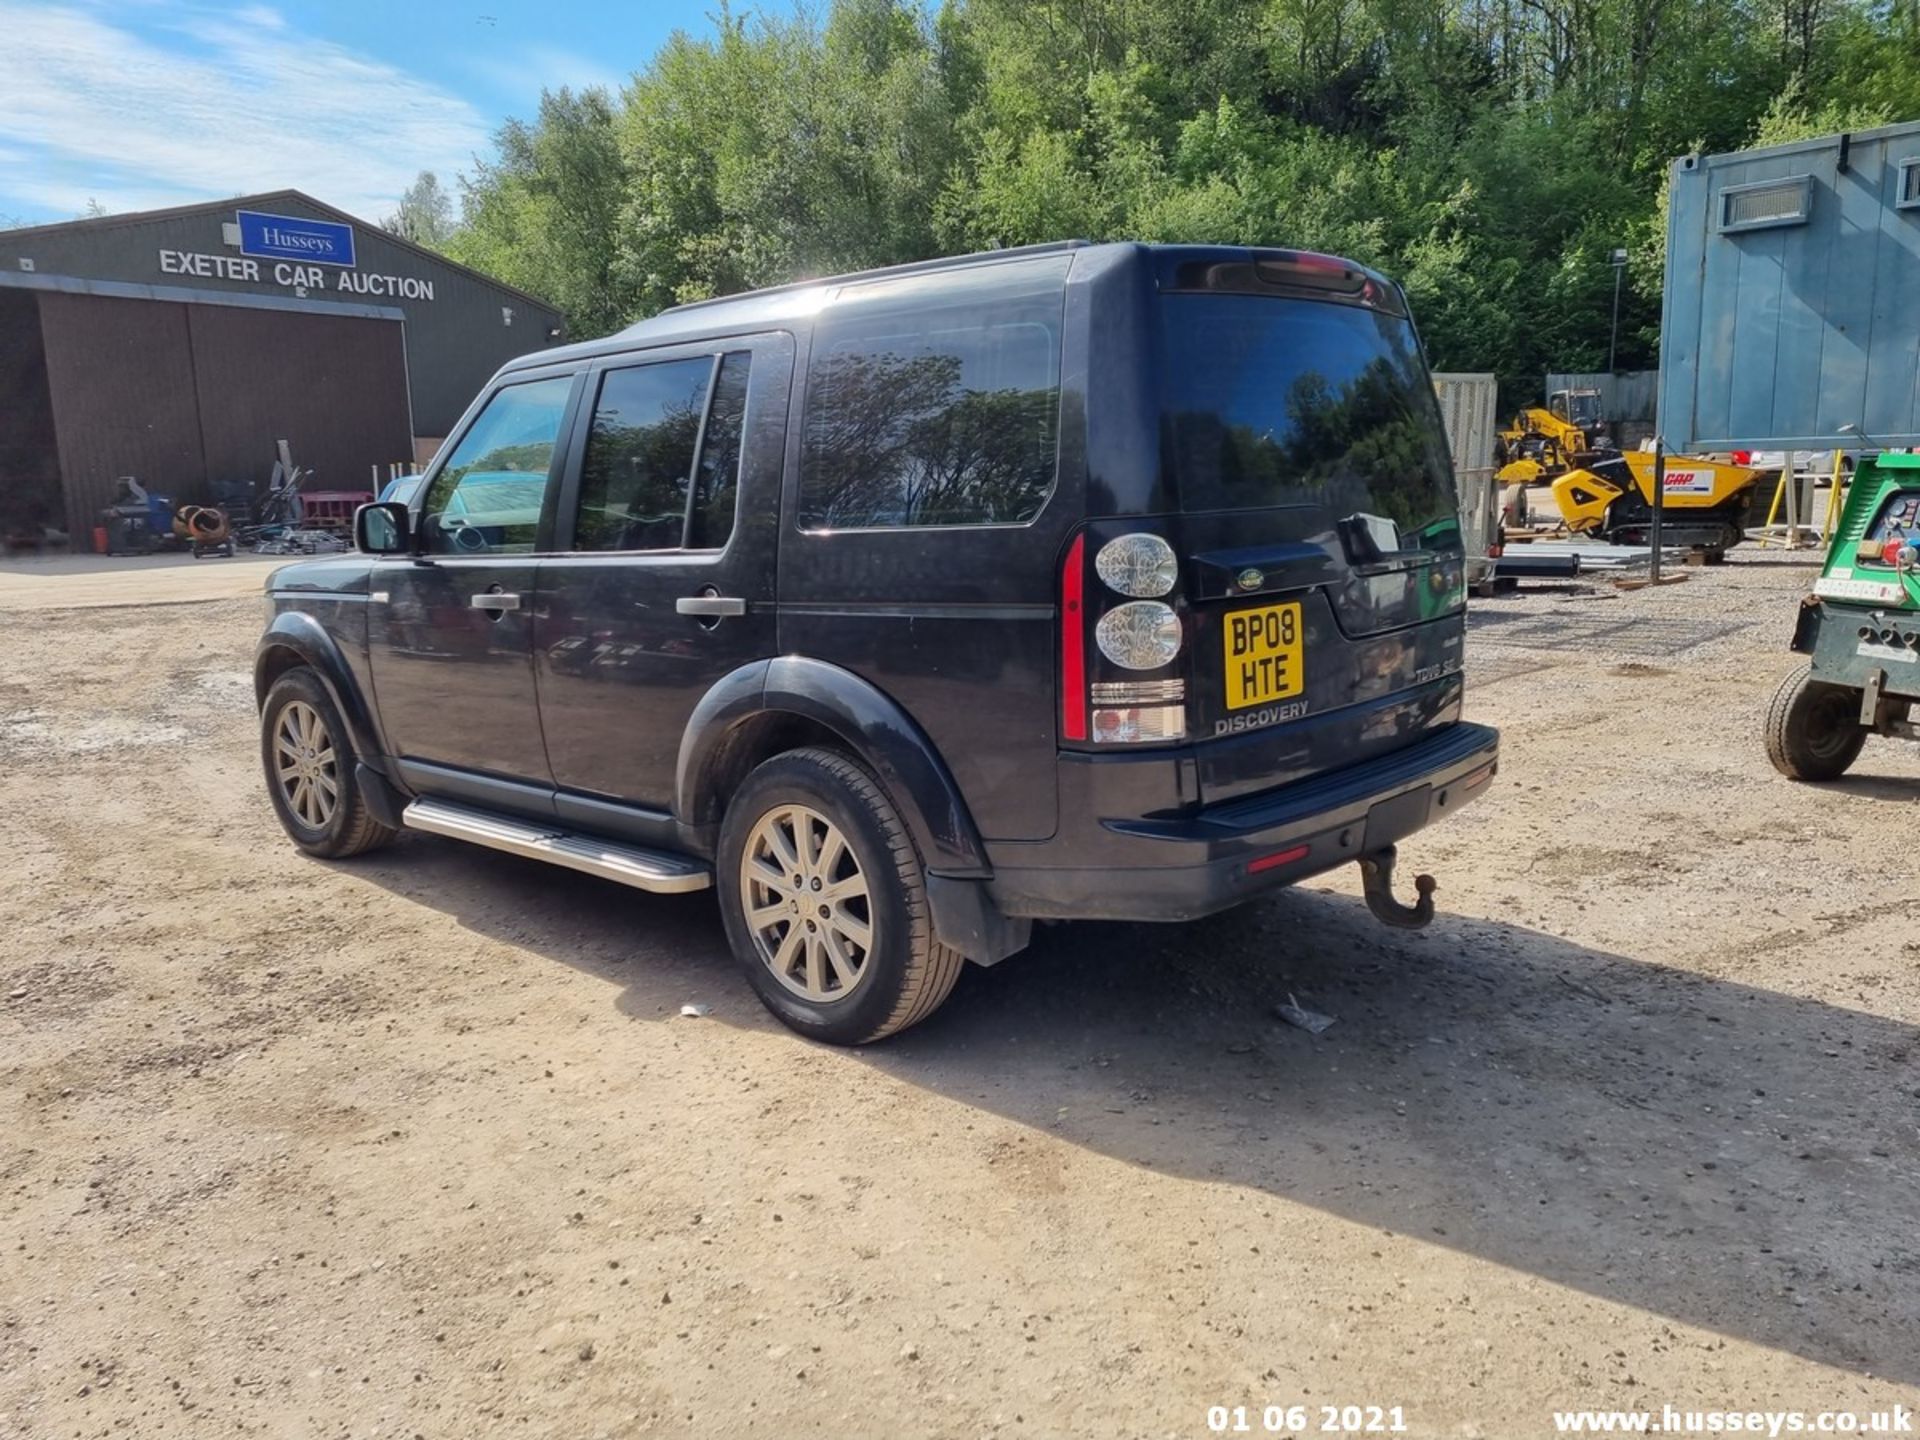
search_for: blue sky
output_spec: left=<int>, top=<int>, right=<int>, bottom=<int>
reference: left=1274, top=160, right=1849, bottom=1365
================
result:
left=0, top=1, right=775, bottom=226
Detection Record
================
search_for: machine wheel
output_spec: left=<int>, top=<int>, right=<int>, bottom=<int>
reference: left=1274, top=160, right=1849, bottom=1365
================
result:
left=260, top=669, right=397, bottom=858
left=1763, top=665, right=1866, bottom=781
left=717, top=747, right=965, bottom=1045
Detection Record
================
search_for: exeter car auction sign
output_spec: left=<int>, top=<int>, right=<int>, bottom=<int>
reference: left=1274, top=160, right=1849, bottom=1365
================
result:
left=236, top=209, right=356, bottom=267
left=152, top=207, right=437, bottom=301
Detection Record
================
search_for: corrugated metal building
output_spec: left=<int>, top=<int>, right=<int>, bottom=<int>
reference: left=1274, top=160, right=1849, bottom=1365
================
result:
left=0, top=190, right=565, bottom=544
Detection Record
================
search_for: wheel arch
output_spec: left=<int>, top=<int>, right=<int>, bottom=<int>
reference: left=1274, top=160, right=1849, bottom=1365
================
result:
left=254, top=612, right=386, bottom=768
left=676, top=656, right=991, bottom=878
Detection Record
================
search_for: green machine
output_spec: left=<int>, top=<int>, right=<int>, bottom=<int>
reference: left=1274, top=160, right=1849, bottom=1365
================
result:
left=1765, top=453, right=1920, bottom=780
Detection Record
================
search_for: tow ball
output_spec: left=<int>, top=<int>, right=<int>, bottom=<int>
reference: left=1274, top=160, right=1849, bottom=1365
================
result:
left=1358, top=845, right=1437, bottom=929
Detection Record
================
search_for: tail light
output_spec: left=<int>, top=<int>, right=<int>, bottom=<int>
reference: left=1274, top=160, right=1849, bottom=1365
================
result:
left=1059, top=533, right=1088, bottom=741
left=1095, top=602, right=1182, bottom=668
left=1094, top=533, right=1177, bottom=596
left=1061, top=529, right=1186, bottom=746
left=1090, top=679, right=1185, bottom=743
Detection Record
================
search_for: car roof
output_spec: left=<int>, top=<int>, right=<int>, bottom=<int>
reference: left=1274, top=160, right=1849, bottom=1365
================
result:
left=503, top=240, right=1090, bottom=374
left=497, top=241, right=1388, bottom=375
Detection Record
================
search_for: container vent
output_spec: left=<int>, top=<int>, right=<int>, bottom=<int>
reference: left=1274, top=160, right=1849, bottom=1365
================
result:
left=1899, top=158, right=1920, bottom=211
left=1717, top=176, right=1812, bottom=233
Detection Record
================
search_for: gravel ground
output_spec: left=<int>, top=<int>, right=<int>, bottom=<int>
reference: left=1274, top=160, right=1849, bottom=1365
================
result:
left=2, top=552, right=1917, bottom=1439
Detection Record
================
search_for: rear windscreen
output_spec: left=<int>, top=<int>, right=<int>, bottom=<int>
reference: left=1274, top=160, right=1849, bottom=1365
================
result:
left=1161, top=294, right=1459, bottom=543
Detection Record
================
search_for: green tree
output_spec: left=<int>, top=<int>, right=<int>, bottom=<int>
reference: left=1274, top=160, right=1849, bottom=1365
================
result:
left=447, top=86, right=635, bottom=339
left=383, top=171, right=456, bottom=248
left=437, top=0, right=1920, bottom=403
left=615, top=2, right=960, bottom=312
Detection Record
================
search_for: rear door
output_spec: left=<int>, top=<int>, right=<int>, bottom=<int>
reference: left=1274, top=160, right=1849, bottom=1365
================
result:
left=533, top=334, right=792, bottom=830
left=777, top=256, right=1074, bottom=843
left=368, top=370, right=580, bottom=811
left=1154, top=279, right=1467, bottom=806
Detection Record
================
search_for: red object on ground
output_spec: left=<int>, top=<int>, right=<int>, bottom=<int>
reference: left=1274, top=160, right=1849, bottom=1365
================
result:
left=92, top=525, right=108, bottom=554
left=297, top=490, right=375, bottom=535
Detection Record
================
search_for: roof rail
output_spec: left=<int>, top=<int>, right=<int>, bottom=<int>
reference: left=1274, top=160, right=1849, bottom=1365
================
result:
left=647, top=239, right=1092, bottom=323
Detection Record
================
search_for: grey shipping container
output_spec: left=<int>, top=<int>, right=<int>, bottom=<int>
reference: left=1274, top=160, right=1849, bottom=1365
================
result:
left=1546, top=370, right=1659, bottom=434
left=1660, top=121, right=1920, bottom=452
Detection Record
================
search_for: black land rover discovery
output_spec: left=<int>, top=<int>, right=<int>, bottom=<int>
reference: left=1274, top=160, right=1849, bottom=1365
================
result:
left=256, top=241, right=1499, bottom=1044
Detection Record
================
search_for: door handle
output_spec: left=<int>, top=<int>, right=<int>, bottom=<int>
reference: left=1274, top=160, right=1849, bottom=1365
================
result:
left=676, top=595, right=747, bottom=618
left=470, top=591, right=521, bottom=611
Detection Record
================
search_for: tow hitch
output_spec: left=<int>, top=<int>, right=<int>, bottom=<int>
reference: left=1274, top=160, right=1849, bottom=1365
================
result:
left=1359, top=845, right=1437, bottom=929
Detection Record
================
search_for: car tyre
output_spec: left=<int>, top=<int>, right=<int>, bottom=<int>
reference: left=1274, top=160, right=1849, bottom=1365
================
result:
left=717, top=747, right=965, bottom=1045
left=260, top=668, right=397, bottom=858
left=1763, top=663, right=1866, bottom=781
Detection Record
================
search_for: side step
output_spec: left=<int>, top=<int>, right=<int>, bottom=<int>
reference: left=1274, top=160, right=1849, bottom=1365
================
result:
left=401, top=798, right=712, bottom=895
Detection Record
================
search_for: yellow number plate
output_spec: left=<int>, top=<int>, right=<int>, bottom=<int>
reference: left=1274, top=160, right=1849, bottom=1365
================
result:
left=1224, top=602, right=1304, bottom=710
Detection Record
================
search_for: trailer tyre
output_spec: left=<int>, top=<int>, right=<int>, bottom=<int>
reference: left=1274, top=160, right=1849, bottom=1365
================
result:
left=1763, top=664, right=1866, bottom=781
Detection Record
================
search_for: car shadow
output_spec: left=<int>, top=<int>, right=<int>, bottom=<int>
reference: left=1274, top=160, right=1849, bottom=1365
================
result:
left=1816, top=771, right=1920, bottom=801
left=350, top=835, right=1920, bottom=1384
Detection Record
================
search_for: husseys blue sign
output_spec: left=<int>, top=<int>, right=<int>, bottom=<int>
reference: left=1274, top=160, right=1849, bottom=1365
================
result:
left=236, top=210, right=356, bottom=268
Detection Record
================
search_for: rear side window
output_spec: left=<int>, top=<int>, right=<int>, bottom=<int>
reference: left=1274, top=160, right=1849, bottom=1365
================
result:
left=690, top=353, right=749, bottom=549
left=420, top=375, right=573, bottom=555
left=1161, top=295, right=1458, bottom=545
left=799, top=268, right=1063, bottom=529
left=574, top=351, right=751, bottom=552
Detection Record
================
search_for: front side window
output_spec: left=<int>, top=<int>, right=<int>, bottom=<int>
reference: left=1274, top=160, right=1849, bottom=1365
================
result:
left=420, top=376, right=573, bottom=555
left=574, top=352, right=752, bottom=552
left=798, top=282, right=1062, bottom=530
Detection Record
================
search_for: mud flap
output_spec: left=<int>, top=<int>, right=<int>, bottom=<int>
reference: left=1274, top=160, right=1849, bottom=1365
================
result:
left=926, top=874, right=1032, bottom=967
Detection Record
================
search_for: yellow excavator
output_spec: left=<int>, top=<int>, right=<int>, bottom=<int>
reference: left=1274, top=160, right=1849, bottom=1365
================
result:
left=1495, top=388, right=1610, bottom=486
left=1497, top=386, right=1764, bottom=555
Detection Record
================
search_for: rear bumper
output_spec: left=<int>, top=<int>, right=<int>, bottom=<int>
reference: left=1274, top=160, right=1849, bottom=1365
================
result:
left=986, top=721, right=1499, bottom=922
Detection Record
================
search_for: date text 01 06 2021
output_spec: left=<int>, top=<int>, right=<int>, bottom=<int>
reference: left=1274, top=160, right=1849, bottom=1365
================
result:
left=1207, top=1403, right=1410, bottom=1434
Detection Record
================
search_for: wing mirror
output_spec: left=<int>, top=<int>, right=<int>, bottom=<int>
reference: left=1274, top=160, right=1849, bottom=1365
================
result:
left=354, top=501, right=412, bottom=555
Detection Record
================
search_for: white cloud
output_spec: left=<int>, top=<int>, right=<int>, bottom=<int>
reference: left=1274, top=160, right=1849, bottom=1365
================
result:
left=464, top=45, right=630, bottom=107
left=0, top=3, right=495, bottom=222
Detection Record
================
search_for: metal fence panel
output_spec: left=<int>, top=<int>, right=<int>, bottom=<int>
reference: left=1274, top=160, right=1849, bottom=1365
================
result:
left=1431, top=372, right=1499, bottom=473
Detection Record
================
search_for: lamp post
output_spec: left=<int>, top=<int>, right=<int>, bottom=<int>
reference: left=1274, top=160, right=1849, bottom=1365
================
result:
left=1608, top=247, right=1628, bottom=375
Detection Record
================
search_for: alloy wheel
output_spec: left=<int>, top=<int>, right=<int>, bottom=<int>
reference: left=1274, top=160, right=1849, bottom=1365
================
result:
left=273, top=699, right=339, bottom=831
left=740, top=804, right=874, bottom=1002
